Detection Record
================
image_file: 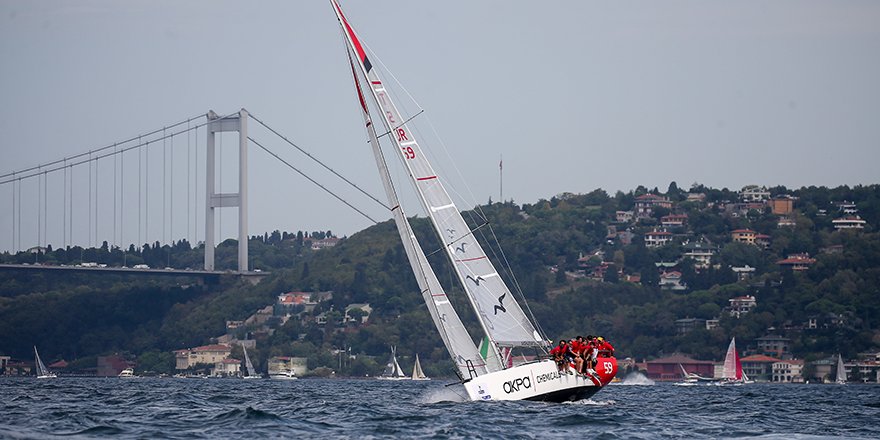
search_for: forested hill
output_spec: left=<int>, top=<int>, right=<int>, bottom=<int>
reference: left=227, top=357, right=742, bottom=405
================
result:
left=1, top=183, right=878, bottom=376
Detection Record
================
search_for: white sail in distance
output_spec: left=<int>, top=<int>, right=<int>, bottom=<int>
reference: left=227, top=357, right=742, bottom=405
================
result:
left=331, top=0, right=544, bottom=351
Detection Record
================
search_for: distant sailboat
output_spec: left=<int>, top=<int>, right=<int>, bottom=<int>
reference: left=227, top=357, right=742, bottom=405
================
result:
left=836, top=354, right=847, bottom=385
left=378, top=346, right=407, bottom=380
left=411, top=354, right=430, bottom=381
left=720, top=337, right=751, bottom=385
left=242, top=345, right=260, bottom=379
left=34, top=346, right=56, bottom=379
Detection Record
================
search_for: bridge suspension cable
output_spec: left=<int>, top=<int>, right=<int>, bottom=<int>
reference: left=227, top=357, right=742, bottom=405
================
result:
left=247, top=136, right=379, bottom=224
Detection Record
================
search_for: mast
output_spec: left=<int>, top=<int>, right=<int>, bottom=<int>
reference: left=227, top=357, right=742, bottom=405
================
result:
left=334, top=2, right=489, bottom=376
left=330, top=0, right=543, bottom=357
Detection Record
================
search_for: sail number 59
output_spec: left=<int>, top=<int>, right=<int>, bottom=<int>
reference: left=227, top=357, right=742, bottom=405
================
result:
left=402, top=146, right=415, bottom=159
left=603, top=362, right=613, bottom=375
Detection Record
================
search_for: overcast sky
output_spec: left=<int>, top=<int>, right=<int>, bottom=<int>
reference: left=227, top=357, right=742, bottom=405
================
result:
left=1, top=0, right=879, bottom=253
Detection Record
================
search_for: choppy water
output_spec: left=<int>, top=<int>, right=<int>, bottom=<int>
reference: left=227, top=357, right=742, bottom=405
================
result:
left=2, top=376, right=879, bottom=439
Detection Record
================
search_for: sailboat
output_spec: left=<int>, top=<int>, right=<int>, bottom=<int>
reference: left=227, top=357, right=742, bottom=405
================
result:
left=719, top=337, right=751, bottom=385
left=330, top=0, right=617, bottom=402
left=378, top=346, right=407, bottom=380
left=34, top=346, right=57, bottom=379
left=242, top=345, right=260, bottom=379
left=411, top=354, right=430, bottom=381
left=835, top=354, right=847, bottom=385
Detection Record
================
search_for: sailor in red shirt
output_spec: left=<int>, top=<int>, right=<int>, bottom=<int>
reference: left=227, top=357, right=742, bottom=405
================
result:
left=549, top=340, right=573, bottom=373
left=570, top=336, right=586, bottom=375
left=597, top=337, right=615, bottom=357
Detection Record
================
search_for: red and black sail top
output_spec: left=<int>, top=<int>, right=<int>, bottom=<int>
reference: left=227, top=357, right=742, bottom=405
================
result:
left=332, top=0, right=373, bottom=73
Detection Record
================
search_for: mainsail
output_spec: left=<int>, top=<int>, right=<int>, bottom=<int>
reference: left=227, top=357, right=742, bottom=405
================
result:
left=722, top=337, right=743, bottom=381
left=331, top=0, right=544, bottom=367
left=381, top=346, right=406, bottom=378
left=836, top=354, right=847, bottom=384
left=34, top=346, right=55, bottom=378
left=243, top=345, right=257, bottom=378
left=411, top=354, right=428, bottom=380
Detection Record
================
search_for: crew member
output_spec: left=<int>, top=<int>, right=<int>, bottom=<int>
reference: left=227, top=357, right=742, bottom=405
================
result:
left=549, top=339, right=573, bottom=373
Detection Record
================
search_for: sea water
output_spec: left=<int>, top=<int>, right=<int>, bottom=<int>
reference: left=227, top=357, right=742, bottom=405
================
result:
left=1, top=377, right=878, bottom=439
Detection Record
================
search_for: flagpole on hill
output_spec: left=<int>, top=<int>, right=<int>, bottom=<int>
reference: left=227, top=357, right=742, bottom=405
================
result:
left=499, top=154, right=503, bottom=203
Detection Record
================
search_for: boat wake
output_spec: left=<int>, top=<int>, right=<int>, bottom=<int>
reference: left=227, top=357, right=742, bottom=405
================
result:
left=419, top=388, right=467, bottom=404
left=564, top=398, right=616, bottom=406
left=615, top=371, right=655, bottom=386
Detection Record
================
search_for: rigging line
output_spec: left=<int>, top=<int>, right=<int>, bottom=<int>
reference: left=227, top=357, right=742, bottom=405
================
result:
left=247, top=112, right=389, bottom=211
left=361, top=41, right=424, bottom=112
left=477, top=220, right=548, bottom=348
left=423, top=220, right=490, bottom=259
left=0, top=115, right=222, bottom=186
left=374, top=109, right=425, bottom=139
left=0, top=113, right=206, bottom=180
left=248, top=136, right=379, bottom=224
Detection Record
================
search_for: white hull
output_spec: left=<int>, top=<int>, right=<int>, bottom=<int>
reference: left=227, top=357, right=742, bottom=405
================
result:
left=463, top=358, right=615, bottom=402
left=269, top=372, right=298, bottom=380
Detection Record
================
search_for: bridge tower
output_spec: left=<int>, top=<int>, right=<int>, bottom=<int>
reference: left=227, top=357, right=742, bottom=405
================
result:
left=204, top=109, right=248, bottom=272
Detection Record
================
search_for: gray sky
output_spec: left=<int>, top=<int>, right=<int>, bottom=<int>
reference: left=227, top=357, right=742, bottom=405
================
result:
left=1, top=0, right=879, bottom=253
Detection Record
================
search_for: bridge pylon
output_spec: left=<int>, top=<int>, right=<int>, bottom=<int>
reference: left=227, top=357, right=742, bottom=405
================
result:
left=204, top=109, right=248, bottom=272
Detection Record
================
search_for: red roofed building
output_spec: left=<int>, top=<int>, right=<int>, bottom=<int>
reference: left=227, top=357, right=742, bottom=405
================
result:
left=646, top=354, right=715, bottom=381
left=777, top=253, right=816, bottom=271
left=740, top=354, right=781, bottom=382
left=175, top=344, right=231, bottom=370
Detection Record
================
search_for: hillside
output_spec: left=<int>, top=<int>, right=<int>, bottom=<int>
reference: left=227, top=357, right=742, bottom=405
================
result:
left=1, top=183, right=879, bottom=378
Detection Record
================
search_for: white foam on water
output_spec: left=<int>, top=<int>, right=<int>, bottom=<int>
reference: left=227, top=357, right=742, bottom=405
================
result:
left=564, top=398, right=616, bottom=406
left=616, top=371, right=655, bottom=386
left=419, top=387, right=467, bottom=404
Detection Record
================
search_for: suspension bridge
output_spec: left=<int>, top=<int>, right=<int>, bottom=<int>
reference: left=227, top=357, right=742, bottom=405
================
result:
left=0, top=108, right=387, bottom=281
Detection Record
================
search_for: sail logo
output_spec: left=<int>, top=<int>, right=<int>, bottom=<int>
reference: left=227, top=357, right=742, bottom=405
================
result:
left=502, top=376, right=531, bottom=394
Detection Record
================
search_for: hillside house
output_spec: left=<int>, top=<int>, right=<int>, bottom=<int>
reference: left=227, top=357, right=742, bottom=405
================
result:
left=777, top=253, right=816, bottom=271
left=729, top=295, right=757, bottom=318
left=644, top=230, right=673, bottom=248
left=731, top=229, right=757, bottom=245
left=833, top=216, right=866, bottom=229
left=660, top=214, right=688, bottom=228
left=769, top=195, right=795, bottom=215
left=740, top=185, right=770, bottom=202
left=659, top=271, right=687, bottom=291
left=634, top=194, right=673, bottom=219
left=682, top=240, right=718, bottom=269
